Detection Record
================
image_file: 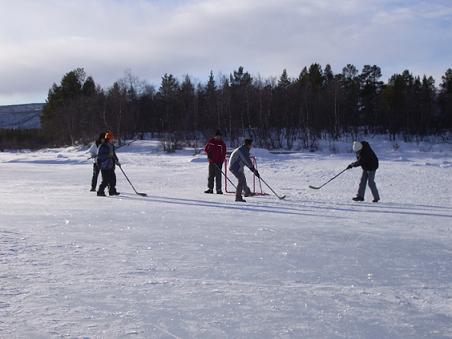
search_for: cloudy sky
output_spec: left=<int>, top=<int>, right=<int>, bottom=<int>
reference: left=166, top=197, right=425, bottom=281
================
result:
left=0, top=0, right=451, bottom=104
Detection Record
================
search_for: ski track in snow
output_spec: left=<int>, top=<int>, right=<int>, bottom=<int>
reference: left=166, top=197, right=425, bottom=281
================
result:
left=1, top=141, right=452, bottom=338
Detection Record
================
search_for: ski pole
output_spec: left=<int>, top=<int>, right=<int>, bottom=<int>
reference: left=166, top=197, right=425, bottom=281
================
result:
left=214, top=163, right=237, bottom=189
left=309, top=168, right=348, bottom=190
left=117, top=165, right=148, bottom=197
left=259, top=176, right=286, bottom=200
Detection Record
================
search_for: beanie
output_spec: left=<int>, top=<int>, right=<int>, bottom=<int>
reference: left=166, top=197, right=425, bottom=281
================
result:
left=105, top=131, right=114, bottom=141
left=353, top=141, right=363, bottom=152
left=244, top=138, right=253, bottom=146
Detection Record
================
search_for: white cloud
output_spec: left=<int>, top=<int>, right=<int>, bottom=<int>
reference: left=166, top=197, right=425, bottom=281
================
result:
left=0, top=0, right=451, bottom=104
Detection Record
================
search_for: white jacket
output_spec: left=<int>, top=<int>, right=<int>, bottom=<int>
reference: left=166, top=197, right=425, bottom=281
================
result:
left=229, top=144, right=253, bottom=174
left=88, top=142, right=99, bottom=163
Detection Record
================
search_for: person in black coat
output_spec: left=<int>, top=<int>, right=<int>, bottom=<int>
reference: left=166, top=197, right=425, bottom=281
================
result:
left=347, top=141, right=380, bottom=202
left=97, top=130, right=120, bottom=196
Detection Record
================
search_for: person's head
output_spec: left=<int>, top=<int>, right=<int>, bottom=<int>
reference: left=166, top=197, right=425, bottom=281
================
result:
left=352, top=141, right=363, bottom=153
left=105, top=130, right=114, bottom=142
left=214, top=129, right=222, bottom=140
left=244, top=138, right=253, bottom=149
left=95, top=131, right=106, bottom=146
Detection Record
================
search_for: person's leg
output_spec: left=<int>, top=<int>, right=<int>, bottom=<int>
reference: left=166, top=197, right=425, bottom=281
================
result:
left=97, top=169, right=109, bottom=196
left=234, top=171, right=246, bottom=201
left=241, top=178, right=251, bottom=199
left=367, top=170, right=380, bottom=201
left=205, top=163, right=215, bottom=193
left=356, top=170, right=368, bottom=199
left=91, top=163, right=99, bottom=191
left=215, top=163, right=222, bottom=193
left=242, top=173, right=252, bottom=196
left=109, top=170, right=118, bottom=195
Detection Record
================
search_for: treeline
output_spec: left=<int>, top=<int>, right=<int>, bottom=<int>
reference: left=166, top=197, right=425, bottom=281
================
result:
left=0, top=129, right=48, bottom=150
left=39, top=65, right=452, bottom=148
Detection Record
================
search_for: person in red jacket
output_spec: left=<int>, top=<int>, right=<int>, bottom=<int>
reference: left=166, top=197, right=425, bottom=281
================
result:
left=204, top=130, right=227, bottom=194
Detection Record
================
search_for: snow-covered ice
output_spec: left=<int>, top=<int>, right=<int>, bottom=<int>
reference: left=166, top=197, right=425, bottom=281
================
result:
left=1, top=140, right=451, bottom=338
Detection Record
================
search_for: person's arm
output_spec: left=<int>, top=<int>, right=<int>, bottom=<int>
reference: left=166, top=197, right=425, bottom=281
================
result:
left=347, top=153, right=362, bottom=169
left=221, top=142, right=227, bottom=162
left=238, top=149, right=254, bottom=170
left=88, top=143, right=97, bottom=157
left=112, top=146, right=120, bottom=165
left=204, top=142, right=212, bottom=160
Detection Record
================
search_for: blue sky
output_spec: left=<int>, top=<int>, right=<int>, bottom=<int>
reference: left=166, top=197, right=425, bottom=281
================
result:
left=0, top=0, right=451, bottom=104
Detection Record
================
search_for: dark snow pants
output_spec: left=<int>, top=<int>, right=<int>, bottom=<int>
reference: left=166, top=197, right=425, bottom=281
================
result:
left=207, top=162, right=223, bottom=192
left=98, top=169, right=117, bottom=195
left=357, top=170, right=380, bottom=200
left=91, top=163, right=100, bottom=190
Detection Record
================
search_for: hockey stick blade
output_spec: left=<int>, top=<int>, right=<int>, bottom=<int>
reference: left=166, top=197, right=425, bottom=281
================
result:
left=136, top=192, right=148, bottom=197
left=278, top=195, right=286, bottom=200
left=308, top=168, right=349, bottom=191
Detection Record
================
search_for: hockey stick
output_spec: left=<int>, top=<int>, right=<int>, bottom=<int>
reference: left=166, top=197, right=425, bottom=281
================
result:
left=259, top=177, right=286, bottom=200
left=214, top=163, right=237, bottom=189
left=309, top=168, right=348, bottom=190
left=118, top=165, right=148, bottom=197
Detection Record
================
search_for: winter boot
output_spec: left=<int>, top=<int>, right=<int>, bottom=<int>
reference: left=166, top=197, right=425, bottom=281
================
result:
left=204, top=189, right=213, bottom=194
left=97, top=191, right=106, bottom=197
left=109, top=189, right=120, bottom=196
left=216, top=190, right=223, bottom=194
left=235, top=197, right=246, bottom=202
left=244, top=192, right=256, bottom=197
left=90, top=187, right=96, bottom=192
left=372, top=198, right=380, bottom=203
left=352, top=196, right=364, bottom=201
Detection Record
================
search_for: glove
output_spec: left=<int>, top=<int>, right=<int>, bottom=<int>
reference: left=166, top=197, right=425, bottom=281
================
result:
left=252, top=168, right=260, bottom=178
left=346, top=164, right=353, bottom=170
left=116, top=162, right=121, bottom=167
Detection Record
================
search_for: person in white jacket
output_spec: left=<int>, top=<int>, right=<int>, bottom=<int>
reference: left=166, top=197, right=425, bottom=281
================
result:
left=88, top=132, right=105, bottom=191
left=228, top=138, right=260, bottom=202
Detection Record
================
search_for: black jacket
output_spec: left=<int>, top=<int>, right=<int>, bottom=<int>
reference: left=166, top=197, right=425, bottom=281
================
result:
left=352, top=141, right=379, bottom=171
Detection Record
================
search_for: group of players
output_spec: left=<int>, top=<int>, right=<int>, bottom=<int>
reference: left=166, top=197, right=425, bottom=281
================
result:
left=89, top=130, right=380, bottom=203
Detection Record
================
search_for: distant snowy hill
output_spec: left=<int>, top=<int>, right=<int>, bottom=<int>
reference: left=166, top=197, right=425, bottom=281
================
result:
left=0, top=103, right=43, bottom=129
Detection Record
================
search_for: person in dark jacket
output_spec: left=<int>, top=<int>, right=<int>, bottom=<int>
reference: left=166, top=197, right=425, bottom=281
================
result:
left=204, top=130, right=227, bottom=194
left=347, top=141, right=380, bottom=202
left=228, top=138, right=260, bottom=202
left=88, top=132, right=105, bottom=191
left=97, top=130, right=120, bottom=196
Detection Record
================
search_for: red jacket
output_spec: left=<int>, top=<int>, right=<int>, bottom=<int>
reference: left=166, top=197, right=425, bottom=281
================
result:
left=204, top=138, right=227, bottom=164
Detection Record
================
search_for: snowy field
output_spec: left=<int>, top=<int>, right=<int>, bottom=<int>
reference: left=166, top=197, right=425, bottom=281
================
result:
left=1, top=140, right=452, bottom=338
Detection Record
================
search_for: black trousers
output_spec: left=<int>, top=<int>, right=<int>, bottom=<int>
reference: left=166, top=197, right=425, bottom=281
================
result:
left=207, top=162, right=223, bottom=191
left=91, top=163, right=100, bottom=190
left=98, top=169, right=117, bottom=194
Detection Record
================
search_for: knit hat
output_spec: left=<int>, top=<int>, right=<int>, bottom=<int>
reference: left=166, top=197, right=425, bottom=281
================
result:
left=105, top=130, right=114, bottom=141
left=352, top=141, right=363, bottom=152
